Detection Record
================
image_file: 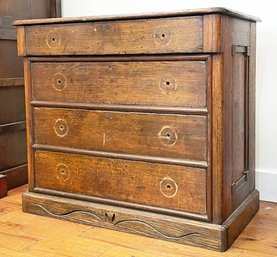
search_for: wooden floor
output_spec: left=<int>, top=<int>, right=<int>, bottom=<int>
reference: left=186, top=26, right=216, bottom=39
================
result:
left=0, top=185, right=276, bottom=257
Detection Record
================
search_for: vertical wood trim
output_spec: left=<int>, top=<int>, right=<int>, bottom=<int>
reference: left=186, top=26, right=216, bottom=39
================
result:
left=206, top=56, right=213, bottom=221
left=248, top=22, right=256, bottom=192
left=17, top=26, right=26, bottom=56
left=203, top=14, right=222, bottom=53
left=211, top=54, right=224, bottom=224
left=221, top=16, right=234, bottom=221
left=24, top=59, right=34, bottom=191
left=244, top=53, right=250, bottom=173
left=50, top=0, right=62, bottom=18
left=27, top=0, right=32, bottom=18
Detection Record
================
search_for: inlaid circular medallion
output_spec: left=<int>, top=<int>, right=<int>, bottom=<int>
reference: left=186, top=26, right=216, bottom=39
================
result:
left=159, top=77, right=177, bottom=95
left=158, top=126, right=178, bottom=146
left=52, top=73, right=66, bottom=91
left=54, top=119, right=68, bottom=137
left=160, top=176, right=178, bottom=198
left=46, top=30, right=61, bottom=48
left=56, top=163, right=70, bottom=182
left=153, top=27, right=172, bottom=46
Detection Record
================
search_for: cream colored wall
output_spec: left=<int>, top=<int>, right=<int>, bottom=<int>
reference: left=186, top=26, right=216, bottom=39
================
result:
left=61, top=0, right=277, bottom=202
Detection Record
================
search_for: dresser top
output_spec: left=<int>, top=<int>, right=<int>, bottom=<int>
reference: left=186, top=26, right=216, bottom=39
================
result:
left=14, top=7, right=260, bottom=26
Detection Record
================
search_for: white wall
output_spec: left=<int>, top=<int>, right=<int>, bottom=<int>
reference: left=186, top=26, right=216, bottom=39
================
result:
left=61, top=0, right=277, bottom=202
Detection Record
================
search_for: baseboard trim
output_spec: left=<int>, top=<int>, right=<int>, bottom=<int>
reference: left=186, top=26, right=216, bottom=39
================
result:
left=256, top=170, right=277, bottom=202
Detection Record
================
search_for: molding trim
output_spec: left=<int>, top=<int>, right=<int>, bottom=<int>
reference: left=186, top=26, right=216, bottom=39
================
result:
left=256, top=170, right=277, bottom=202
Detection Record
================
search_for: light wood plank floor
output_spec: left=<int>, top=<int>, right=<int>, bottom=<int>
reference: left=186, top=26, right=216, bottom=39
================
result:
left=0, top=185, right=276, bottom=257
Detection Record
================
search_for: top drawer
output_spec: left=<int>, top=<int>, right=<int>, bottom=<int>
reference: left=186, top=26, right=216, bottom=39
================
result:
left=19, top=16, right=203, bottom=56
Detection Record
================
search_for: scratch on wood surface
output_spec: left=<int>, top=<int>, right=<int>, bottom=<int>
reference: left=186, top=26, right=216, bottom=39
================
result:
left=103, top=133, right=106, bottom=147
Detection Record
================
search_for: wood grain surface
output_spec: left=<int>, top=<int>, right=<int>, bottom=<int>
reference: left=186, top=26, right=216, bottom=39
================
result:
left=33, top=108, right=208, bottom=161
left=21, top=189, right=259, bottom=251
left=0, top=164, right=27, bottom=190
left=31, top=60, right=207, bottom=108
left=34, top=150, right=207, bottom=214
left=0, top=86, right=25, bottom=125
left=22, top=17, right=203, bottom=56
left=13, top=7, right=261, bottom=26
left=0, top=129, right=27, bottom=171
left=0, top=41, right=23, bottom=78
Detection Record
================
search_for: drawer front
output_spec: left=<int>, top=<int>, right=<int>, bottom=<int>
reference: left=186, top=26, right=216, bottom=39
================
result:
left=34, top=108, right=207, bottom=161
left=31, top=60, right=207, bottom=108
left=24, top=17, right=203, bottom=56
left=0, top=129, right=27, bottom=171
left=0, top=86, right=25, bottom=125
left=0, top=41, right=23, bottom=78
left=35, top=150, right=207, bottom=214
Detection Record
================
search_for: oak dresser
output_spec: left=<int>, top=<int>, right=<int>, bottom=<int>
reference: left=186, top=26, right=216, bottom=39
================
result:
left=15, top=8, right=260, bottom=251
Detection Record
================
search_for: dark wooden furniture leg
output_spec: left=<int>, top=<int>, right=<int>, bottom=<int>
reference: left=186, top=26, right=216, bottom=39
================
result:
left=0, top=174, right=8, bottom=198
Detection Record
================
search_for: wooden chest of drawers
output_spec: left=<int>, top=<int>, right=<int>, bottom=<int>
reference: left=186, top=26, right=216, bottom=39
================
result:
left=15, top=8, right=260, bottom=251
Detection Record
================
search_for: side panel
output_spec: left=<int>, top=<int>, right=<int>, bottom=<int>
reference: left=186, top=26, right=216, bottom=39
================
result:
left=209, top=15, right=255, bottom=223
left=221, top=16, right=255, bottom=220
